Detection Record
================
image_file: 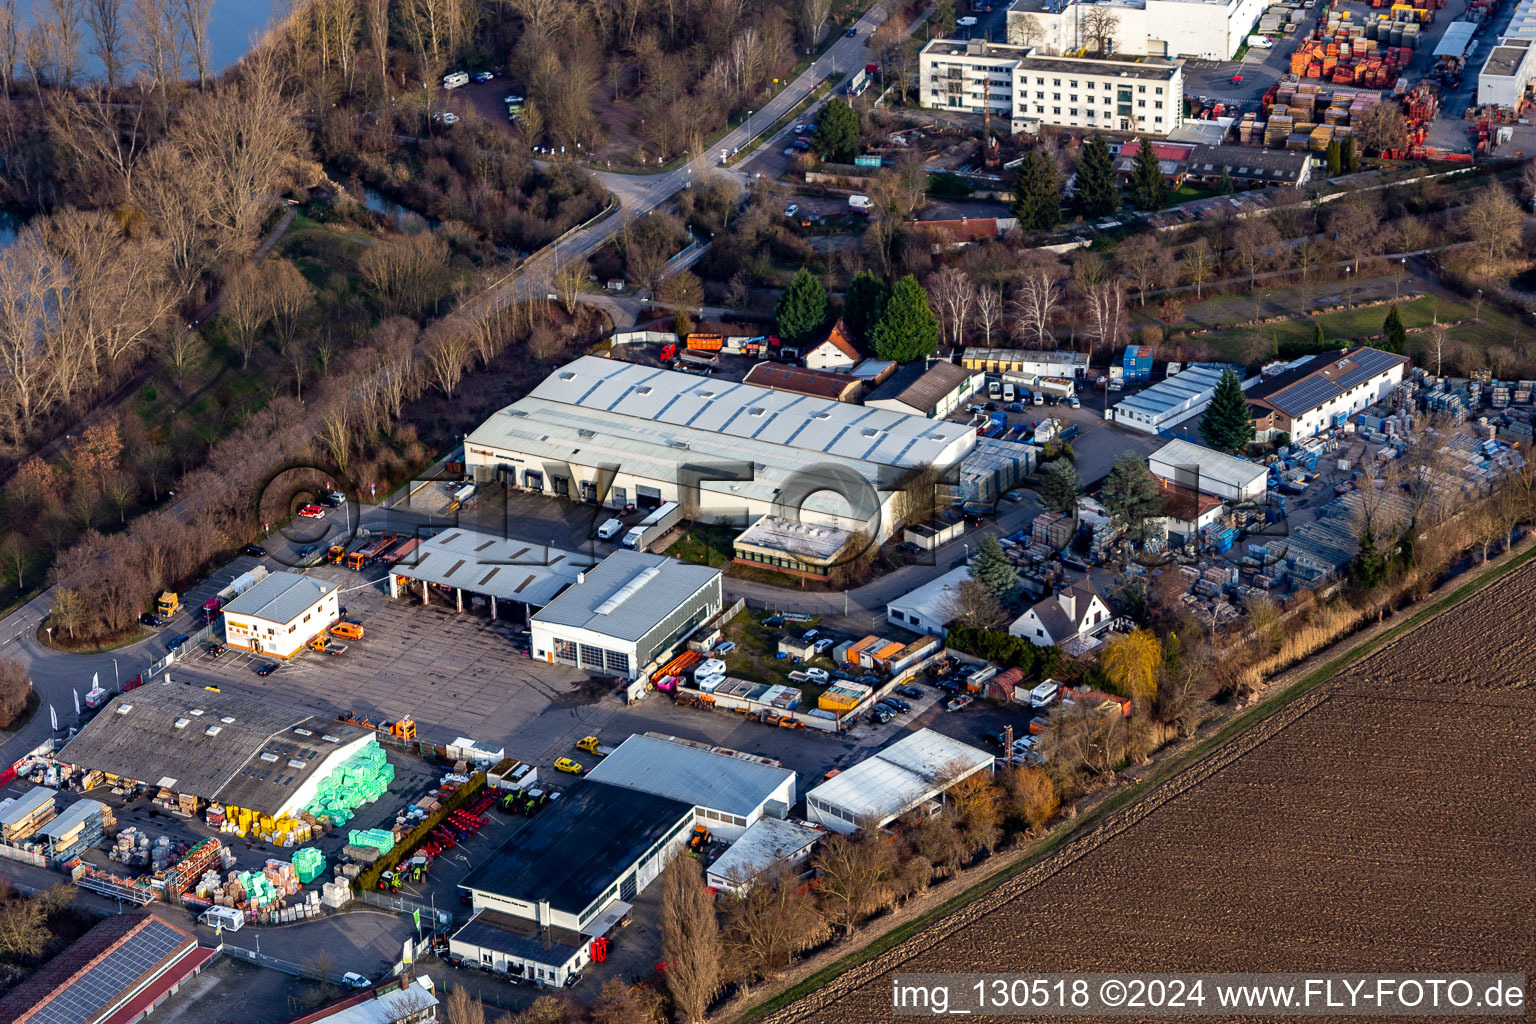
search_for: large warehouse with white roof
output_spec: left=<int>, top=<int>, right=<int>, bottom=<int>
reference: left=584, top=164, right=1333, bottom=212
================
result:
left=805, top=728, right=993, bottom=833
left=464, top=357, right=977, bottom=539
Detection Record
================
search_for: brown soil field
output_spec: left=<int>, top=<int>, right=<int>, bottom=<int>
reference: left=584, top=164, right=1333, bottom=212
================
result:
left=772, top=561, right=1536, bottom=1024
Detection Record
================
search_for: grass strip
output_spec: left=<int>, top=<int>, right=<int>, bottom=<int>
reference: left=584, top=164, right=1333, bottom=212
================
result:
left=736, top=540, right=1536, bottom=1023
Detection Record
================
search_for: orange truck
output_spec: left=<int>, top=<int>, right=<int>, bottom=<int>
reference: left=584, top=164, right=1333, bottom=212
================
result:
left=346, top=534, right=399, bottom=569
left=686, top=334, right=724, bottom=351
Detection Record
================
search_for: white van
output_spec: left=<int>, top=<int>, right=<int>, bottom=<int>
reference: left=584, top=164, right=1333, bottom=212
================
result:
left=1029, top=679, right=1060, bottom=708
left=1248, top=34, right=1274, bottom=48
left=596, top=518, right=624, bottom=540
left=442, top=71, right=470, bottom=89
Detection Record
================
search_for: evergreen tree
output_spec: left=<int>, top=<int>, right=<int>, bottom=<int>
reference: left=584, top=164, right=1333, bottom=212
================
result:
left=813, top=99, right=861, bottom=164
left=774, top=268, right=829, bottom=345
left=1011, top=150, right=1062, bottom=231
left=869, top=275, right=939, bottom=362
left=1200, top=368, right=1256, bottom=453
left=1312, top=321, right=1325, bottom=349
left=1128, top=141, right=1167, bottom=212
left=842, top=271, right=889, bottom=343
left=1350, top=526, right=1388, bottom=588
left=968, top=535, right=1020, bottom=600
left=1382, top=304, right=1406, bottom=353
left=1074, top=136, right=1119, bottom=218
left=1039, top=459, right=1082, bottom=515
left=1099, top=452, right=1167, bottom=541
left=1218, top=170, right=1235, bottom=195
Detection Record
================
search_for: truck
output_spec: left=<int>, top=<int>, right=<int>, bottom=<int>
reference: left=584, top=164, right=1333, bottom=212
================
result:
left=675, top=350, right=718, bottom=374
left=846, top=67, right=869, bottom=97
left=327, top=543, right=348, bottom=564
left=347, top=534, right=399, bottom=570
left=1034, top=376, right=1077, bottom=400
left=660, top=342, right=678, bottom=362
left=306, top=635, right=348, bottom=656
left=1033, top=418, right=1064, bottom=444
left=576, top=735, right=616, bottom=757
left=622, top=501, right=681, bottom=551
left=156, top=592, right=179, bottom=618
left=202, top=566, right=271, bottom=622
left=848, top=194, right=873, bottom=216
left=382, top=538, right=421, bottom=566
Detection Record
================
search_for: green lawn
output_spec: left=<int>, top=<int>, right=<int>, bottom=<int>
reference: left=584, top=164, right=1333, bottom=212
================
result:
left=716, top=612, right=834, bottom=702
left=663, top=524, right=736, bottom=567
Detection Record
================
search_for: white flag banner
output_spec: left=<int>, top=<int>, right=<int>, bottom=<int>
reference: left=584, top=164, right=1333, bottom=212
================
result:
left=50, top=705, right=57, bottom=731
left=73, top=689, right=80, bottom=716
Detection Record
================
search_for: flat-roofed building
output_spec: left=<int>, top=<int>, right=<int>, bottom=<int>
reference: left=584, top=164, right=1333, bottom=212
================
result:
left=1106, top=363, right=1242, bottom=434
left=1479, top=40, right=1536, bottom=107
left=960, top=347, right=1088, bottom=378
left=530, top=550, right=722, bottom=679
left=732, top=516, right=857, bottom=578
left=920, top=39, right=1184, bottom=136
left=385, top=527, right=597, bottom=623
left=1005, top=0, right=1269, bottom=60
left=706, top=818, right=825, bottom=893
left=583, top=733, right=797, bottom=840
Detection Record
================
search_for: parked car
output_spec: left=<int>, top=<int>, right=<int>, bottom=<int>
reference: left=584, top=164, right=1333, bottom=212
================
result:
left=855, top=674, right=880, bottom=686
left=714, top=641, right=737, bottom=655
left=503, top=94, right=524, bottom=104
left=784, top=204, right=800, bottom=218
left=554, top=757, right=584, bottom=775
left=845, top=26, right=857, bottom=35
left=946, top=695, right=973, bottom=711
left=764, top=615, right=783, bottom=627
left=870, top=708, right=893, bottom=725
left=206, top=644, right=226, bottom=658
left=297, top=505, right=325, bottom=519
left=984, top=401, right=998, bottom=411
left=794, top=124, right=809, bottom=134
left=896, top=685, right=924, bottom=699
left=242, top=544, right=266, bottom=557
left=877, top=700, right=905, bottom=717
left=256, top=662, right=279, bottom=676
left=165, top=634, right=190, bottom=652
left=596, top=518, right=624, bottom=540
left=342, top=973, right=372, bottom=990
left=801, top=628, right=819, bottom=642
left=1006, top=402, right=1025, bottom=413
left=322, top=490, right=345, bottom=506
left=433, top=111, right=460, bottom=125
left=805, top=667, right=830, bottom=683
left=883, top=696, right=911, bottom=713
left=297, top=545, right=317, bottom=562
left=832, top=670, right=854, bottom=681
left=139, top=614, right=164, bottom=628
left=473, top=70, right=496, bottom=82
left=1069, top=396, right=1081, bottom=408
left=813, top=638, right=835, bottom=654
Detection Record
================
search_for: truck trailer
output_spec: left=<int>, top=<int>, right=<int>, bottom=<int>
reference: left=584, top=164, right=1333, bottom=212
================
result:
left=203, top=566, right=270, bottom=622
left=622, top=501, right=682, bottom=551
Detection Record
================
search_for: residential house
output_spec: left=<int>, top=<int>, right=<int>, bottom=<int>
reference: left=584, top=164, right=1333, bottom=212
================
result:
left=1008, top=580, right=1113, bottom=648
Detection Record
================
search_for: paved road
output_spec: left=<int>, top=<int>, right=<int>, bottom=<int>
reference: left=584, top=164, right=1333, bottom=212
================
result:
left=498, top=4, right=891, bottom=306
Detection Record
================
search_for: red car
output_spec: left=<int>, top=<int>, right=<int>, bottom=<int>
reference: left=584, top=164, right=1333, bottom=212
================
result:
left=298, top=504, right=326, bottom=518
left=1231, top=74, right=1244, bottom=84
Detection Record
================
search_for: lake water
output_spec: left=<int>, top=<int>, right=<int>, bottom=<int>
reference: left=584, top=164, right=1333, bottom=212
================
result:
left=19, top=0, right=282, bottom=77
left=0, top=210, right=24, bottom=250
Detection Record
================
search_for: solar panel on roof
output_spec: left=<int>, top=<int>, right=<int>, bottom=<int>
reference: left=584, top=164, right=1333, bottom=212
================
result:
left=32, top=920, right=187, bottom=1024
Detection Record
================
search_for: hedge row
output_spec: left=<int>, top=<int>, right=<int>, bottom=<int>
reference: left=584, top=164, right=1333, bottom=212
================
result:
left=353, top=772, right=487, bottom=893
left=945, top=626, right=1062, bottom=678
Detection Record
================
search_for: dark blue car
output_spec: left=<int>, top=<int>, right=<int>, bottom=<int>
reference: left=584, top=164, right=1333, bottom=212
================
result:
left=166, top=634, right=190, bottom=652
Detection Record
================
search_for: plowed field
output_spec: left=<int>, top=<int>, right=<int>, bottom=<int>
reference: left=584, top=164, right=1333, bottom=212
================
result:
left=779, top=561, right=1536, bottom=1024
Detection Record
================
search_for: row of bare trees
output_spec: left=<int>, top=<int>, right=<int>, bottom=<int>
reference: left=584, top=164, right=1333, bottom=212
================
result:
left=0, top=0, right=212, bottom=95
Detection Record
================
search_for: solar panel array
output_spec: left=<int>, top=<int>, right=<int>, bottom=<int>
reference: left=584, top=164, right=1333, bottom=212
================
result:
left=1269, top=373, right=1342, bottom=416
left=33, top=919, right=189, bottom=1024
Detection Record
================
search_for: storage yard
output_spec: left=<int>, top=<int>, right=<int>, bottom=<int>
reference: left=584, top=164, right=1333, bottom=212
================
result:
left=772, top=559, right=1536, bottom=1024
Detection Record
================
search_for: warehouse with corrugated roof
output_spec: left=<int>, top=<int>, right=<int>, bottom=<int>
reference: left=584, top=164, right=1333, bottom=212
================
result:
left=56, top=684, right=373, bottom=819
left=386, top=527, right=598, bottom=623
left=463, top=356, right=976, bottom=539
left=805, top=728, right=993, bottom=833
left=530, top=550, right=722, bottom=679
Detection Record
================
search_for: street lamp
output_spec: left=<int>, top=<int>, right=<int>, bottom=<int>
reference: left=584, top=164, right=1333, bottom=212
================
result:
left=112, top=658, right=119, bottom=689
left=746, top=109, right=753, bottom=138
left=1475, top=288, right=1484, bottom=322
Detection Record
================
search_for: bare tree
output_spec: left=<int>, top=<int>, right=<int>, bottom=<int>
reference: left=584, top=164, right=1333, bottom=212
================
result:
left=1462, top=184, right=1522, bottom=273
left=82, top=0, right=126, bottom=89
left=660, top=856, right=720, bottom=1024
left=164, top=326, right=201, bottom=392
left=1328, top=201, right=1374, bottom=273
left=363, top=0, right=389, bottom=87
left=0, top=0, right=16, bottom=96
left=1008, top=11, right=1043, bottom=48
left=797, top=0, right=831, bottom=47
left=129, top=0, right=179, bottom=112
left=442, top=986, right=486, bottom=1024
left=46, top=0, right=84, bottom=88
left=1012, top=262, right=1062, bottom=345
left=1293, top=237, right=1322, bottom=309
left=1115, top=233, right=1165, bottom=306
left=721, top=869, right=829, bottom=984
left=1083, top=276, right=1125, bottom=368
left=176, top=0, right=212, bottom=86
left=1081, top=7, right=1118, bottom=54
left=1181, top=239, right=1216, bottom=299
left=974, top=285, right=1002, bottom=347
left=813, top=833, right=895, bottom=935
left=220, top=270, right=270, bottom=368
left=942, top=578, right=1009, bottom=629
left=1231, top=218, right=1280, bottom=288
left=262, top=259, right=313, bottom=351
left=424, top=321, right=472, bottom=397
left=929, top=266, right=973, bottom=350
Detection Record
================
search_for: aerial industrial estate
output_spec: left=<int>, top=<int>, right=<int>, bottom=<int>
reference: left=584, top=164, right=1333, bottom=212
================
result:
left=0, top=0, right=1532, bottom=1021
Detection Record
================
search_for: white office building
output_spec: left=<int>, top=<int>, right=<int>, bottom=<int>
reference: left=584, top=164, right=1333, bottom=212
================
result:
left=465, top=357, right=976, bottom=539
left=920, top=39, right=1183, bottom=136
left=1105, top=363, right=1242, bottom=435
left=1006, top=0, right=1269, bottom=61
left=221, top=572, right=339, bottom=659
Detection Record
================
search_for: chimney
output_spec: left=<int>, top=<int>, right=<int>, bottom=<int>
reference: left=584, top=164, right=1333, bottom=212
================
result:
left=1059, top=590, right=1076, bottom=620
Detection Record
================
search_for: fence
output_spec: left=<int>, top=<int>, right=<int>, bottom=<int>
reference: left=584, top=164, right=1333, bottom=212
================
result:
left=358, top=889, right=452, bottom=929
left=142, top=619, right=220, bottom=683
left=611, top=330, right=677, bottom=346
left=220, top=943, right=344, bottom=984
left=0, top=844, right=47, bottom=869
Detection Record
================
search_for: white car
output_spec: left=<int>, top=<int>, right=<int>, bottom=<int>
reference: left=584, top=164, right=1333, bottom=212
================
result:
left=473, top=71, right=496, bottom=82
left=596, top=518, right=624, bottom=540
left=805, top=667, right=829, bottom=683
left=813, top=638, right=835, bottom=654
left=432, top=111, right=460, bottom=125
left=342, top=973, right=372, bottom=989
left=794, top=123, right=809, bottom=134
left=785, top=204, right=800, bottom=218
left=503, top=94, right=524, bottom=105
left=956, top=15, right=978, bottom=26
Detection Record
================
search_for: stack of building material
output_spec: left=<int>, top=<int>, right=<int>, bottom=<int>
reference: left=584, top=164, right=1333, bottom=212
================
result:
left=234, top=869, right=281, bottom=908
left=303, top=741, right=395, bottom=826
left=347, top=828, right=397, bottom=855
left=292, top=847, right=327, bottom=884
left=321, top=879, right=353, bottom=908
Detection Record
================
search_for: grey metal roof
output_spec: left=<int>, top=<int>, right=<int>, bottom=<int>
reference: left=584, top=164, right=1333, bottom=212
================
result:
left=584, top=735, right=796, bottom=817
left=466, top=356, right=974, bottom=474
left=460, top=781, right=694, bottom=915
left=391, top=529, right=597, bottom=607
left=59, top=684, right=367, bottom=812
left=806, top=728, right=992, bottom=823
left=221, top=571, right=337, bottom=623
left=1113, top=363, right=1235, bottom=420
left=706, top=818, right=823, bottom=886
left=0, top=786, right=57, bottom=828
left=531, top=550, right=720, bottom=643
left=1149, top=440, right=1268, bottom=492
left=38, top=798, right=107, bottom=841
left=865, top=361, right=977, bottom=414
